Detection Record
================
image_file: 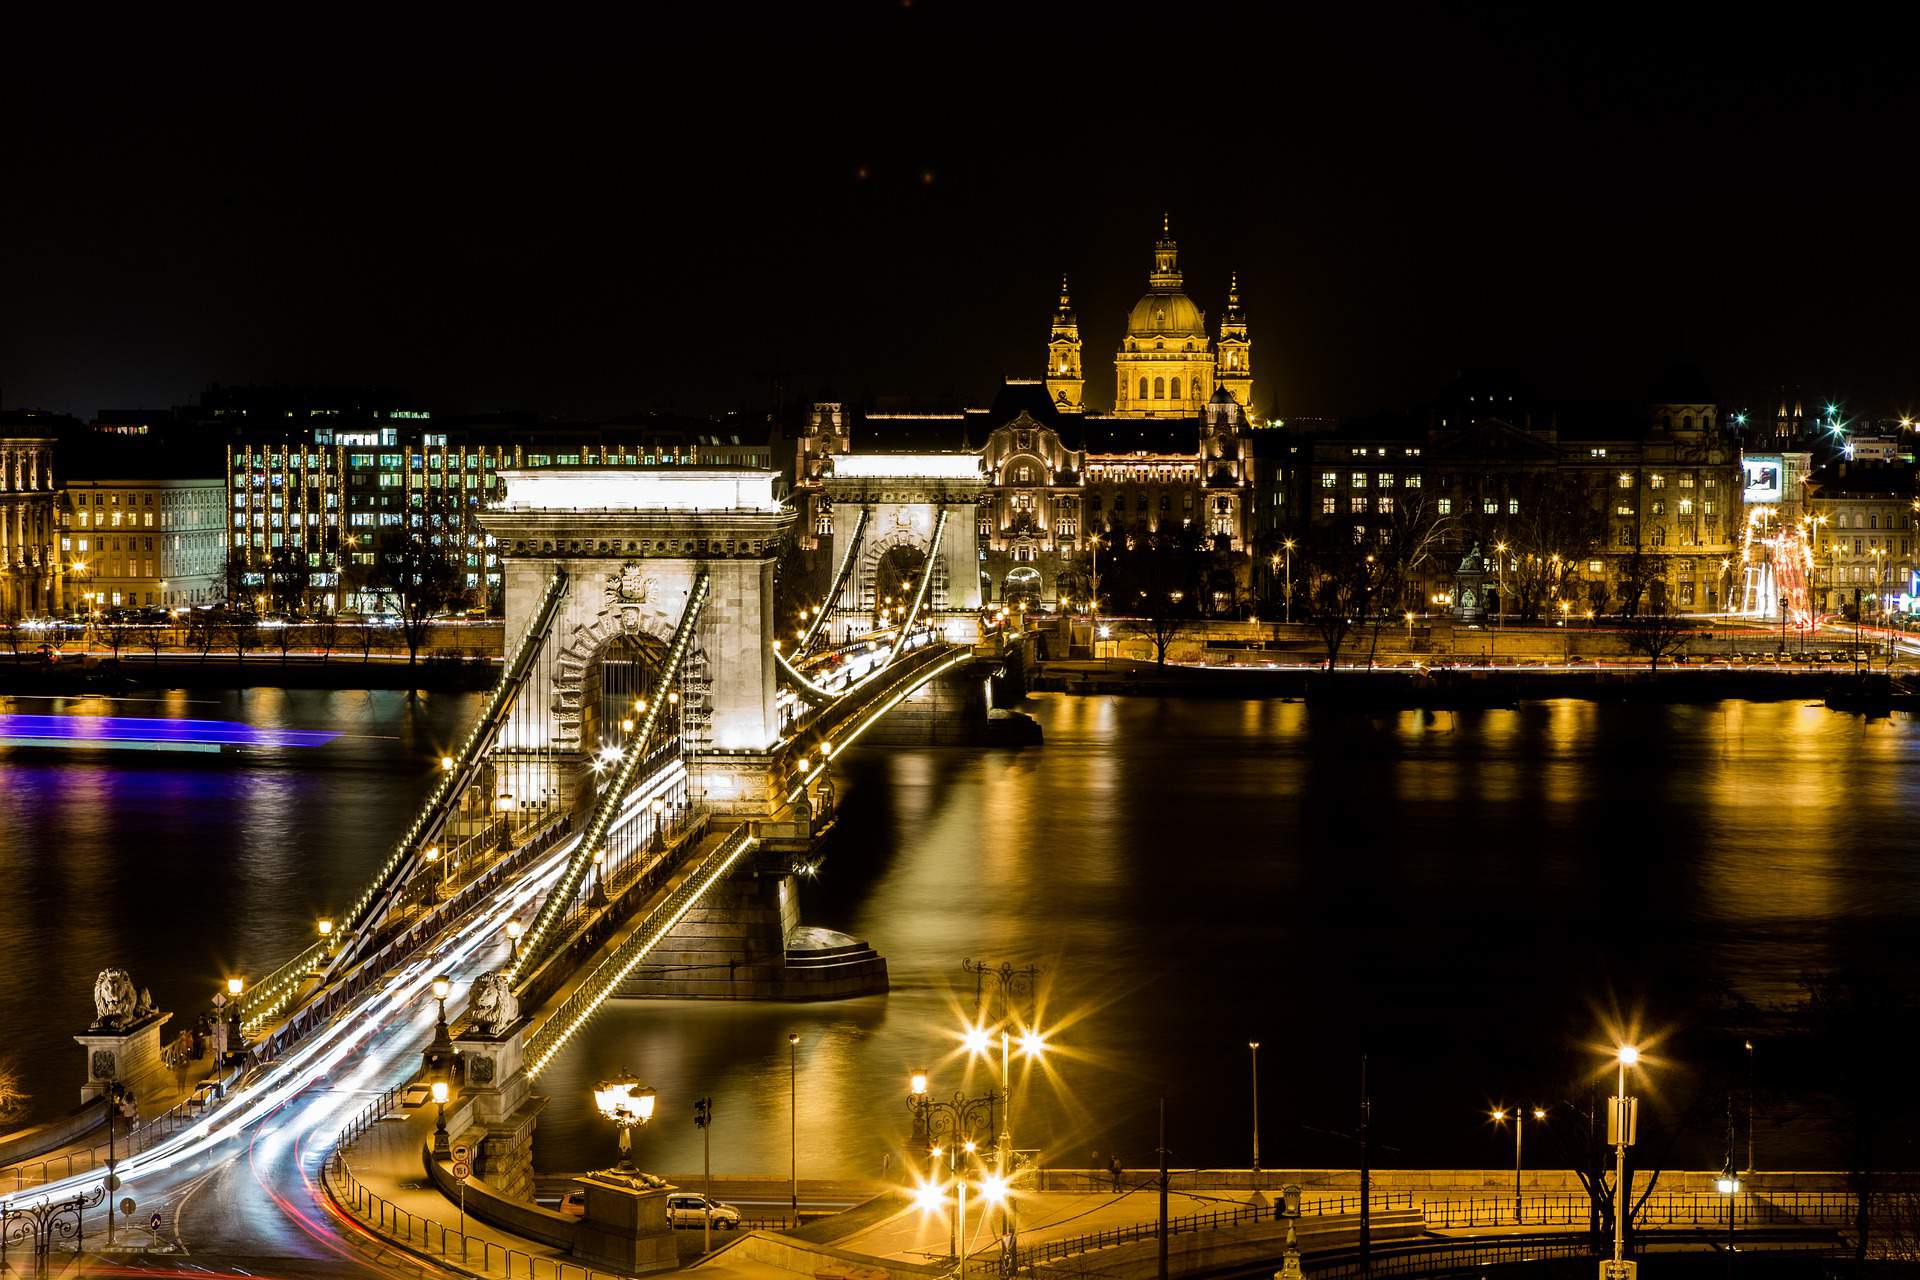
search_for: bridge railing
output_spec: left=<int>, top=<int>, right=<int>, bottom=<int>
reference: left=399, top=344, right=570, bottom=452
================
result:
left=243, top=814, right=574, bottom=1064
left=325, top=1085, right=632, bottom=1280
left=1020, top=1190, right=1414, bottom=1268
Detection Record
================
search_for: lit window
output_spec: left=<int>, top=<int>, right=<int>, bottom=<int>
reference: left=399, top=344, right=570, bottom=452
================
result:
left=1351, top=474, right=1367, bottom=488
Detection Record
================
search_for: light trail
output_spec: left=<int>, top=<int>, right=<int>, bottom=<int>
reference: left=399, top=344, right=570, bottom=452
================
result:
left=13, top=832, right=583, bottom=1209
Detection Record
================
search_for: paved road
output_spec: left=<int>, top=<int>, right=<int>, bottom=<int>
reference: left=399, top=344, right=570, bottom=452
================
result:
left=15, top=837, right=573, bottom=1279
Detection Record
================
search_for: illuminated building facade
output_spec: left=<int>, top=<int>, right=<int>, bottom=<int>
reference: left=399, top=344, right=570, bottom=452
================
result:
left=60, top=475, right=225, bottom=609
left=0, top=421, right=60, bottom=617
left=1304, top=378, right=1745, bottom=614
left=1804, top=462, right=1919, bottom=615
left=225, top=404, right=774, bottom=614
left=1110, top=217, right=1253, bottom=418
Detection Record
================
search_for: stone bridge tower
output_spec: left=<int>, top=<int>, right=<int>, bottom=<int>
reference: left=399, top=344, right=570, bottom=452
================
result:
left=480, top=468, right=796, bottom=816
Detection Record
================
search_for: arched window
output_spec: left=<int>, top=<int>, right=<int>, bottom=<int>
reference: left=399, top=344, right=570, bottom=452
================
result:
left=1170, top=377, right=1182, bottom=401
left=1139, top=377, right=1150, bottom=400
left=1153, top=377, right=1165, bottom=400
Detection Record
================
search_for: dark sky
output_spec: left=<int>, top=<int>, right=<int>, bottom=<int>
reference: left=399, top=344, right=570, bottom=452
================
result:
left=6, top=5, right=1920, bottom=423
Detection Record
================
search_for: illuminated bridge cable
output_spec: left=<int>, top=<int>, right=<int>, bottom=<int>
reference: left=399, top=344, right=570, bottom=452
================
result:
left=524, top=825, right=757, bottom=1077
left=775, top=645, right=839, bottom=705
left=509, top=571, right=710, bottom=986
left=322, top=568, right=571, bottom=983
left=801, top=506, right=869, bottom=652
left=887, top=507, right=947, bottom=664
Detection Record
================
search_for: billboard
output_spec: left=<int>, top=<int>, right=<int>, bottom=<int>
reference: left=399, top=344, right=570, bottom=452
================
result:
left=1742, top=454, right=1784, bottom=504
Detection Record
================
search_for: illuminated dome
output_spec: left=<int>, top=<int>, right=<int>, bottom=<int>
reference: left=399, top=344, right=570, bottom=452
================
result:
left=1126, top=289, right=1206, bottom=338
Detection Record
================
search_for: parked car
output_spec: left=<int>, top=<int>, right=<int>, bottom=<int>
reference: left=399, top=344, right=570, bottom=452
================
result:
left=666, top=1193, right=741, bottom=1229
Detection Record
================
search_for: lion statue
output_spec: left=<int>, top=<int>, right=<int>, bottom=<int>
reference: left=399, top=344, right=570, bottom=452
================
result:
left=467, top=971, right=520, bottom=1036
left=93, top=969, right=140, bottom=1029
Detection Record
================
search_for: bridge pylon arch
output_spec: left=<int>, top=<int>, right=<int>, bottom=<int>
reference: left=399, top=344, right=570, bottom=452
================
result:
left=480, top=468, right=797, bottom=816
left=821, top=454, right=987, bottom=646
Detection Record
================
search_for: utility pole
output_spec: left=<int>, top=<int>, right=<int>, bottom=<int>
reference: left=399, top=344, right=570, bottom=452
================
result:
left=1157, top=1098, right=1169, bottom=1280
left=1744, top=1041, right=1755, bottom=1174
left=695, top=1096, right=713, bottom=1254
left=1359, top=1055, right=1371, bottom=1276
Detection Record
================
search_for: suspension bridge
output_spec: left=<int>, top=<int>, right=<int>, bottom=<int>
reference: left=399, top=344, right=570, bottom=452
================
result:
left=1, top=462, right=1014, bottom=1267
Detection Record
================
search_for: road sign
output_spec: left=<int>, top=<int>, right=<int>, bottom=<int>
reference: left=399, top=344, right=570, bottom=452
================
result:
left=452, top=1142, right=471, bottom=1163
left=452, top=1161, right=471, bottom=1181
left=106, top=1173, right=122, bottom=1192
left=120, top=1197, right=136, bottom=1217
left=1599, top=1261, right=1638, bottom=1280
left=150, top=1212, right=163, bottom=1233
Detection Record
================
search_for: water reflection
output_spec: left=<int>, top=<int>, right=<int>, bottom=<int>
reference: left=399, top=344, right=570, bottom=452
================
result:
left=3, top=690, right=1915, bottom=1180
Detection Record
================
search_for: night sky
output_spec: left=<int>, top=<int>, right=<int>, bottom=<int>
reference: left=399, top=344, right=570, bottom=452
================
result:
left=6, top=6, right=1920, bottom=422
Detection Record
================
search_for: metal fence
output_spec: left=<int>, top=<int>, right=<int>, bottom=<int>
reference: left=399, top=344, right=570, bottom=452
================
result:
left=326, top=1084, right=632, bottom=1280
left=1421, top=1189, right=1861, bottom=1230
left=1021, top=1191, right=1415, bottom=1268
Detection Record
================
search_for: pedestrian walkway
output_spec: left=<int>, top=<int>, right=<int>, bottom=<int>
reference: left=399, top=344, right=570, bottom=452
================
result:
left=326, top=1092, right=818, bottom=1280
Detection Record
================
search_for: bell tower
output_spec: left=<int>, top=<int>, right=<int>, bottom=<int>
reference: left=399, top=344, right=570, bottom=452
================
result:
left=1215, top=271, right=1253, bottom=411
left=1045, top=275, right=1085, bottom=412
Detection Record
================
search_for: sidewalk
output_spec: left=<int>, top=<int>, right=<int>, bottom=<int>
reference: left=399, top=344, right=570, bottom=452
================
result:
left=327, top=1098, right=816, bottom=1280
left=328, top=1098, right=575, bottom=1278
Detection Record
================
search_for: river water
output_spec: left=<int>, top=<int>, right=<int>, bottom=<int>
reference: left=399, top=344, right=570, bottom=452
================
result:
left=3, top=690, right=1916, bottom=1179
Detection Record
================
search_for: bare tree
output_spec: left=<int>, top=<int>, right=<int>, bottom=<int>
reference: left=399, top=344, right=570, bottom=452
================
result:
left=312, top=607, right=339, bottom=663
left=1304, top=529, right=1385, bottom=668
left=354, top=526, right=470, bottom=669
left=188, top=610, right=220, bottom=664
left=266, top=546, right=308, bottom=617
left=0, top=1058, right=26, bottom=1123
left=99, top=614, right=132, bottom=663
left=226, top=611, right=260, bottom=664
left=272, top=618, right=299, bottom=665
left=143, top=616, right=166, bottom=665
left=1621, top=603, right=1690, bottom=670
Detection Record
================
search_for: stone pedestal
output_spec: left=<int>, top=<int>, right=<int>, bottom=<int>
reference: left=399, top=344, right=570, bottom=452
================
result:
left=452, top=1017, right=547, bottom=1203
left=571, top=1171, right=679, bottom=1275
left=74, top=1010, right=172, bottom=1105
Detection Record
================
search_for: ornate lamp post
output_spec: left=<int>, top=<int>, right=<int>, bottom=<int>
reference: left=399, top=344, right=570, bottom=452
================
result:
left=650, top=796, right=667, bottom=851
left=592, top=1074, right=656, bottom=1171
left=431, top=1079, right=453, bottom=1158
left=908, top=1069, right=1002, bottom=1277
left=425, top=975, right=456, bottom=1078
left=221, top=976, right=246, bottom=1066
left=1490, top=1105, right=1546, bottom=1223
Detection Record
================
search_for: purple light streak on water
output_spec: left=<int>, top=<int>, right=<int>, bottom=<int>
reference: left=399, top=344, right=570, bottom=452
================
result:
left=0, top=713, right=339, bottom=749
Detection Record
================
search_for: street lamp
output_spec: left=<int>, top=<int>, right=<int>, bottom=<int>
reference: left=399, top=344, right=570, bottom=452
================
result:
left=1282, top=538, right=1295, bottom=624
left=1716, top=1166, right=1741, bottom=1278
left=651, top=796, right=667, bottom=851
left=505, top=918, right=523, bottom=959
left=221, top=976, right=247, bottom=1065
left=591, top=1074, right=656, bottom=1171
left=788, top=1033, right=801, bottom=1220
left=431, top=1079, right=453, bottom=1158
left=1490, top=1105, right=1546, bottom=1223
left=1611, top=1047, right=1641, bottom=1269
left=908, top=1068, right=1001, bottom=1275
left=1249, top=1041, right=1263, bottom=1174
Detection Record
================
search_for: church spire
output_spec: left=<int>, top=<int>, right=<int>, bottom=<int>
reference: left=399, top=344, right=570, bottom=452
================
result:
left=1046, top=271, right=1084, bottom=412
left=1150, top=215, right=1182, bottom=289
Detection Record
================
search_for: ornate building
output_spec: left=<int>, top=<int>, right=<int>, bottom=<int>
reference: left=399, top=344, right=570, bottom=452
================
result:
left=0, top=424, right=61, bottom=617
left=1110, top=217, right=1252, bottom=418
left=790, top=219, right=1267, bottom=609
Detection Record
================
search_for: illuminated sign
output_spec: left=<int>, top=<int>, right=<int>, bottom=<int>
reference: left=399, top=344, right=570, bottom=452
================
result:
left=1742, top=454, right=1784, bottom=505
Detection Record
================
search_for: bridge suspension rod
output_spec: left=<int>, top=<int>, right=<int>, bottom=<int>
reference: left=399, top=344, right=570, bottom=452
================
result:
left=801, top=506, right=869, bottom=653
left=887, top=507, right=947, bottom=663
left=509, top=571, right=711, bottom=986
left=322, top=569, right=572, bottom=983
left=524, top=824, right=758, bottom=1077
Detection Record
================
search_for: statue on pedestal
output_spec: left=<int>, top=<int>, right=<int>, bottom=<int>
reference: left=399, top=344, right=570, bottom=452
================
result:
left=91, top=970, right=140, bottom=1030
left=467, top=972, right=521, bottom=1037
